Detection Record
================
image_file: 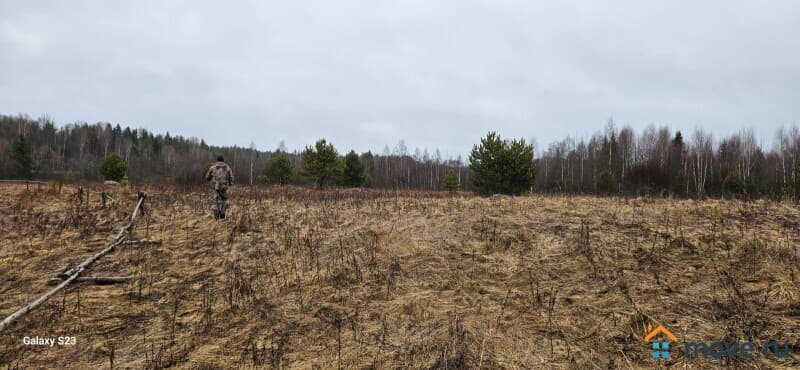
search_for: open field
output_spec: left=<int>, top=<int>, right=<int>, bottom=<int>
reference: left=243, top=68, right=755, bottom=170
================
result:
left=1, top=183, right=800, bottom=369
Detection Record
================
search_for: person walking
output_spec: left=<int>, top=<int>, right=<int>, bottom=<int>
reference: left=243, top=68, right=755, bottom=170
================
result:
left=205, top=155, right=234, bottom=219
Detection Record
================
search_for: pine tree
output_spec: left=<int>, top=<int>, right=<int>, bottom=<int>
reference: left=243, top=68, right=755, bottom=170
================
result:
left=442, top=170, right=459, bottom=192
left=263, top=154, right=294, bottom=185
left=722, top=171, right=745, bottom=198
left=595, top=170, right=617, bottom=195
left=99, top=153, right=127, bottom=181
left=341, top=150, right=365, bottom=187
left=301, top=139, right=340, bottom=187
left=469, top=132, right=537, bottom=195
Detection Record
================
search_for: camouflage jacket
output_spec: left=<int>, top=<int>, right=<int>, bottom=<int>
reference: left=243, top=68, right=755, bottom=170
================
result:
left=206, top=161, right=234, bottom=190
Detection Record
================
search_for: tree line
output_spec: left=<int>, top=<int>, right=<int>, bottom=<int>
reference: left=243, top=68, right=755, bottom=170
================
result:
left=535, top=120, right=800, bottom=199
left=0, top=114, right=467, bottom=190
left=3, top=114, right=800, bottom=199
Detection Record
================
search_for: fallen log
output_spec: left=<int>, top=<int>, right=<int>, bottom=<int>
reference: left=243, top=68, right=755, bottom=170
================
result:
left=57, top=238, right=126, bottom=280
left=76, top=276, right=132, bottom=285
left=0, top=193, right=146, bottom=332
left=122, top=239, right=162, bottom=246
left=0, top=271, right=82, bottom=332
left=58, top=194, right=145, bottom=279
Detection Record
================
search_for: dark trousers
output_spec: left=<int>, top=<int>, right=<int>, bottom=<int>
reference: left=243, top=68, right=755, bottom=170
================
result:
left=213, top=188, right=228, bottom=213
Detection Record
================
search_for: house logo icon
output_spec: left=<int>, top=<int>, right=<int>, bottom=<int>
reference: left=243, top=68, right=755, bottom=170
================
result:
left=645, top=324, right=678, bottom=359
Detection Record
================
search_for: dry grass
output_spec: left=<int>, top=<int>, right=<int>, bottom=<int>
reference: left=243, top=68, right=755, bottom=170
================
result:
left=1, top=183, right=799, bottom=369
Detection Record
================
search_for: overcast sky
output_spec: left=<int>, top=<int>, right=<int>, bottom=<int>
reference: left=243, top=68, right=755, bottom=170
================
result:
left=2, top=1, right=799, bottom=156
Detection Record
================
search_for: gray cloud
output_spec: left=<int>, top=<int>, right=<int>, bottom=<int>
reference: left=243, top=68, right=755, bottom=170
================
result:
left=2, top=0, right=799, bottom=156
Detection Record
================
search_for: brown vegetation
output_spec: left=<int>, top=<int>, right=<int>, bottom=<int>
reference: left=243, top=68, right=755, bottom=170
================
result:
left=1, top=183, right=799, bottom=369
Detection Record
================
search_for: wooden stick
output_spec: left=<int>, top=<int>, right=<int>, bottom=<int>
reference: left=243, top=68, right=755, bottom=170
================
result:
left=0, top=269, right=82, bottom=332
left=0, top=193, right=146, bottom=332
left=58, top=195, right=145, bottom=279
left=122, top=239, right=162, bottom=245
left=76, top=276, right=132, bottom=284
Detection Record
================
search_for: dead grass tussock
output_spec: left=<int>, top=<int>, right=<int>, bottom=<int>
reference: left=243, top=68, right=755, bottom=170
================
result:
left=0, top=184, right=799, bottom=368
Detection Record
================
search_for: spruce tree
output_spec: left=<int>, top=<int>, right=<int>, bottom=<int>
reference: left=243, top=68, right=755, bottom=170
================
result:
left=10, top=135, right=33, bottom=179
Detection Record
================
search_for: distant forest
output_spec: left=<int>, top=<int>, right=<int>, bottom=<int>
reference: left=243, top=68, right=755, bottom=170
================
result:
left=536, top=120, right=800, bottom=198
left=2, top=114, right=800, bottom=198
left=0, top=114, right=468, bottom=190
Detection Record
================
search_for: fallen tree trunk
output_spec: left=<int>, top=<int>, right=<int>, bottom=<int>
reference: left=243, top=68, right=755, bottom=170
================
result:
left=57, top=238, right=126, bottom=279
left=122, top=239, right=162, bottom=246
left=0, top=272, right=82, bottom=332
left=0, top=193, right=146, bottom=332
left=58, top=194, right=145, bottom=279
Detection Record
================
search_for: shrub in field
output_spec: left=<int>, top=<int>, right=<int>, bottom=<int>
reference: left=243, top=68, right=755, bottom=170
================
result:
left=469, top=131, right=536, bottom=195
left=302, top=139, right=340, bottom=187
left=595, top=170, right=617, bottom=195
left=263, top=154, right=294, bottom=185
left=722, top=171, right=745, bottom=198
left=99, top=153, right=127, bottom=182
left=442, top=170, right=459, bottom=192
left=64, top=170, right=75, bottom=184
left=341, top=150, right=365, bottom=187
left=710, top=202, right=721, bottom=220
